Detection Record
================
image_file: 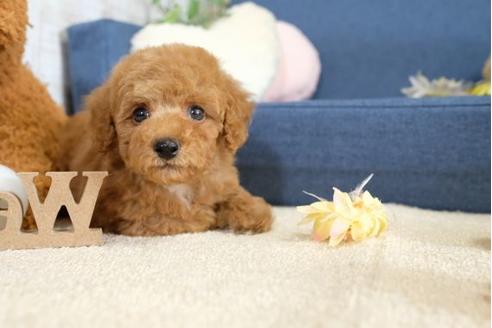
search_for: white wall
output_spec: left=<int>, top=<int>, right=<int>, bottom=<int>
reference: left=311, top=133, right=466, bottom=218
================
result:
left=24, top=0, right=155, bottom=110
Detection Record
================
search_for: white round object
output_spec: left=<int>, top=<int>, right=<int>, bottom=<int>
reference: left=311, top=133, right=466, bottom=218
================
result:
left=0, top=165, right=28, bottom=215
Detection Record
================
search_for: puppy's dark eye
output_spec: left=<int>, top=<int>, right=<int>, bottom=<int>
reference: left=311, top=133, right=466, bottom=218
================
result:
left=188, top=105, right=205, bottom=121
left=133, top=107, right=150, bottom=123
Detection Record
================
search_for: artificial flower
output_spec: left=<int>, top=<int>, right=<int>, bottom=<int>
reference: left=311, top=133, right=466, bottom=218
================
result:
left=401, top=72, right=471, bottom=98
left=297, top=174, right=388, bottom=246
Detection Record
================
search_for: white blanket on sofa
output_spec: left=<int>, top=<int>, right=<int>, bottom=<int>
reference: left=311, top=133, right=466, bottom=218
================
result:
left=0, top=205, right=489, bottom=327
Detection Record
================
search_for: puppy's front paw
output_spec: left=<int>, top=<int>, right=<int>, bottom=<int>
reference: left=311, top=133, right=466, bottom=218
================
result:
left=217, top=190, right=273, bottom=234
left=230, top=205, right=272, bottom=233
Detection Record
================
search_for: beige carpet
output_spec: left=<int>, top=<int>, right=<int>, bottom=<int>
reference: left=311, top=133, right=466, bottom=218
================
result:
left=0, top=205, right=490, bottom=327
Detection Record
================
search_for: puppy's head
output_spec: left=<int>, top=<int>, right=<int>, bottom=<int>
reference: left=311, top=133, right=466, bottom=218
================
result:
left=86, top=44, right=253, bottom=184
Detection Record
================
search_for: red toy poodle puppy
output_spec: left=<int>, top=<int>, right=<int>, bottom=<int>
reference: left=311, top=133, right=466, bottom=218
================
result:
left=59, top=44, right=273, bottom=236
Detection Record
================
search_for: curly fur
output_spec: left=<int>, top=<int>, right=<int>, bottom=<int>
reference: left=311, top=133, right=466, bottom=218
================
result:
left=59, top=45, right=273, bottom=236
left=0, top=0, right=66, bottom=229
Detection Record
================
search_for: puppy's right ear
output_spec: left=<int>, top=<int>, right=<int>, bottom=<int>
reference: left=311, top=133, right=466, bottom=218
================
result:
left=85, top=85, right=116, bottom=153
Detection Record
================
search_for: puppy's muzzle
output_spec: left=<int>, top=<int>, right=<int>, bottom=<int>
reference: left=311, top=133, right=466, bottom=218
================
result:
left=153, top=138, right=180, bottom=160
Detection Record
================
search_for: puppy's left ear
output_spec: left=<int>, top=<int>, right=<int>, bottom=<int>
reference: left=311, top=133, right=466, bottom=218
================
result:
left=222, top=83, right=255, bottom=153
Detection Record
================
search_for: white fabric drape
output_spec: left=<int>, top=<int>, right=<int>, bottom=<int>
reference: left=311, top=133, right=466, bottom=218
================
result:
left=24, top=0, right=155, bottom=109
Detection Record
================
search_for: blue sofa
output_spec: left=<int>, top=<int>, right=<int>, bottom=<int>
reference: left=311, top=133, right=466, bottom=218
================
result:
left=66, top=0, right=491, bottom=212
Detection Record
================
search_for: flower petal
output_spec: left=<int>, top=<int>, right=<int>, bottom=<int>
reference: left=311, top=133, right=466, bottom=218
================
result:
left=312, top=219, right=334, bottom=241
left=332, top=188, right=354, bottom=215
left=311, top=201, right=333, bottom=212
left=330, top=218, right=350, bottom=239
left=328, top=231, right=347, bottom=247
left=366, top=215, right=380, bottom=238
left=378, top=215, right=388, bottom=235
left=296, top=205, right=316, bottom=214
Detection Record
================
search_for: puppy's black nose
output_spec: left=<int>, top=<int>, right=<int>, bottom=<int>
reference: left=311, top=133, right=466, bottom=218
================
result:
left=153, top=139, right=180, bottom=159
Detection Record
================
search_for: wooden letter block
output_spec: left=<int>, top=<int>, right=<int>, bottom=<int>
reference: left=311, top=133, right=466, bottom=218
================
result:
left=0, top=171, right=108, bottom=250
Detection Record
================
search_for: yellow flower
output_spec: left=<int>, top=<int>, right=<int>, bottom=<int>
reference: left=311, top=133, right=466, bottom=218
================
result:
left=468, top=81, right=491, bottom=96
left=297, top=176, right=388, bottom=246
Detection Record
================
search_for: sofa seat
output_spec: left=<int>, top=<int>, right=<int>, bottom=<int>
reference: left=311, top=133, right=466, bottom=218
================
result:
left=239, top=97, right=490, bottom=212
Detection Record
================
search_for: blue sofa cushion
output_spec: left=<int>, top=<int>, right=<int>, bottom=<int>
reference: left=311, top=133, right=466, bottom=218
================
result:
left=239, top=97, right=490, bottom=213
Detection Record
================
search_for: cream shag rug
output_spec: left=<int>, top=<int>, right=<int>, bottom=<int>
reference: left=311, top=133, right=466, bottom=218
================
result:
left=0, top=205, right=490, bottom=327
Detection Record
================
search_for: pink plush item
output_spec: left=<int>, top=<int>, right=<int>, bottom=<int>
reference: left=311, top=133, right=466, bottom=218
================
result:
left=262, top=21, right=321, bottom=102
